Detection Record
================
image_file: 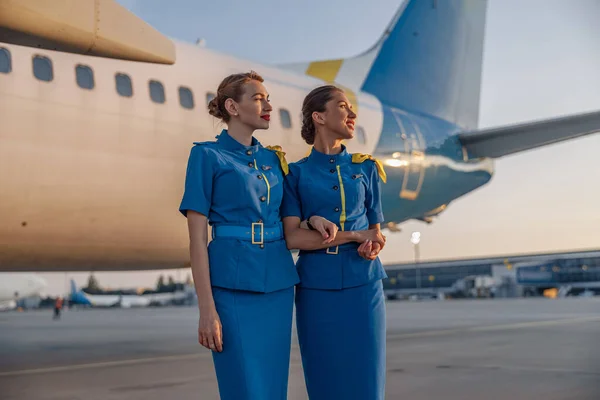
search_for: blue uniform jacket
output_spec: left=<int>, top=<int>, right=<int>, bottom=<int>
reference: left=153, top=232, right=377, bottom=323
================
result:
left=281, top=145, right=387, bottom=289
left=179, top=130, right=299, bottom=293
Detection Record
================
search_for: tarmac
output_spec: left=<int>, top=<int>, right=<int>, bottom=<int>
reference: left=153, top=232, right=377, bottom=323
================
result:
left=1, top=297, right=599, bottom=399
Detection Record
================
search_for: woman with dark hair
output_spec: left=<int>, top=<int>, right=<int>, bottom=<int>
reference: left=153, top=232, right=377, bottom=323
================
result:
left=179, top=72, right=337, bottom=400
left=282, top=85, right=388, bottom=399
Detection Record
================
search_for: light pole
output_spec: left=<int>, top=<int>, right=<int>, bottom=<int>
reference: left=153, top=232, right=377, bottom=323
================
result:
left=411, top=232, right=421, bottom=291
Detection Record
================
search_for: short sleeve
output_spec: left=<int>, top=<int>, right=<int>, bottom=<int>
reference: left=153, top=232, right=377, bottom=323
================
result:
left=281, top=167, right=302, bottom=219
left=179, top=146, right=215, bottom=218
left=365, top=162, right=385, bottom=224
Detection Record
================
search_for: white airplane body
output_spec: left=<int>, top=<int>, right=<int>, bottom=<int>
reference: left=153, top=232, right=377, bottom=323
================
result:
left=69, top=279, right=189, bottom=307
left=0, top=40, right=381, bottom=271
left=82, top=293, right=150, bottom=308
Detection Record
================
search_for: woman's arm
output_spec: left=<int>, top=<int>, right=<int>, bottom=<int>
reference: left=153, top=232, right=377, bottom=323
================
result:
left=283, top=216, right=383, bottom=251
left=369, top=223, right=384, bottom=247
left=187, top=211, right=222, bottom=352
left=357, top=223, right=386, bottom=260
left=187, top=211, right=213, bottom=312
left=356, top=159, right=388, bottom=260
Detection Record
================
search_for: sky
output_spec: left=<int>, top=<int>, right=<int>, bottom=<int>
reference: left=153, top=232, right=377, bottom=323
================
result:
left=36, top=0, right=600, bottom=295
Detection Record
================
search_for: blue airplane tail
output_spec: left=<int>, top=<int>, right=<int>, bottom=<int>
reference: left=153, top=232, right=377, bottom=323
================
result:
left=69, top=279, right=91, bottom=305
left=70, top=279, right=78, bottom=296
left=284, top=0, right=489, bottom=130
left=360, top=0, right=488, bottom=129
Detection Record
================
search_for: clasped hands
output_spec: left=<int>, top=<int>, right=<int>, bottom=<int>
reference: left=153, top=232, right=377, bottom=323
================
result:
left=307, top=216, right=386, bottom=260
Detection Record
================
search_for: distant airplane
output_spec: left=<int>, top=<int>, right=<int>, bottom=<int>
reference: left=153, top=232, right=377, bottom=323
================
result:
left=68, top=279, right=191, bottom=308
left=1, top=0, right=599, bottom=272
left=0, top=273, right=46, bottom=310
left=69, top=279, right=149, bottom=308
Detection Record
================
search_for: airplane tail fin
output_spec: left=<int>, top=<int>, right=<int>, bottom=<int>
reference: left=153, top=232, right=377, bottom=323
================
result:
left=70, top=279, right=78, bottom=296
left=281, top=0, right=488, bottom=130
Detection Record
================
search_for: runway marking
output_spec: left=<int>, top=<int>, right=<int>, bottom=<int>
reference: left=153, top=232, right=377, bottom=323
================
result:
left=0, top=353, right=208, bottom=378
left=436, top=363, right=600, bottom=376
left=1, top=316, right=598, bottom=378
left=387, top=315, right=600, bottom=340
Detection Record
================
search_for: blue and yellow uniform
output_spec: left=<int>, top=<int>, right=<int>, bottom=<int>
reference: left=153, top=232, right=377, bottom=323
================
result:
left=282, top=145, right=387, bottom=400
left=179, top=129, right=298, bottom=400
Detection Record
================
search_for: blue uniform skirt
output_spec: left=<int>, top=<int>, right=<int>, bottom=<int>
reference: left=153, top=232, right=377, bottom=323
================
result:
left=211, top=286, right=294, bottom=400
left=295, top=280, right=386, bottom=400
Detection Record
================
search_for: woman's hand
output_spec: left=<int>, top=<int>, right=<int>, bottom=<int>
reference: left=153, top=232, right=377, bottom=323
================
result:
left=308, top=216, right=339, bottom=244
left=198, top=308, right=223, bottom=352
left=358, top=240, right=382, bottom=260
left=356, top=229, right=386, bottom=249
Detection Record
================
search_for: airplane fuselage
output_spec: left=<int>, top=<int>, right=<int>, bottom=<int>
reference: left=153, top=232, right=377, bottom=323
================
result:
left=0, top=41, right=493, bottom=271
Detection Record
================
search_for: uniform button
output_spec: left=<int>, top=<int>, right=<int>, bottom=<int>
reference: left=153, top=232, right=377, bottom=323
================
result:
left=330, top=169, right=335, bottom=173
left=333, top=185, right=339, bottom=191
left=329, top=158, right=335, bottom=163
left=260, top=196, right=266, bottom=202
left=248, top=162, right=254, bottom=168
left=259, top=244, right=265, bottom=249
left=257, top=175, right=263, bottom=180
left=352, top=174, right=357, bottom=179
left=257, top=219, right=263, bottom=223
left=246, top=150, right=252, bottom=156
left=334, top=207, right=340, bottom=212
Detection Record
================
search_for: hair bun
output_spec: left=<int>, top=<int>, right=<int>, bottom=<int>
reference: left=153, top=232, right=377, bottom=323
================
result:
left=207, top=96, right=223, bottom=119
left=301, top=118, right=316, bottom=145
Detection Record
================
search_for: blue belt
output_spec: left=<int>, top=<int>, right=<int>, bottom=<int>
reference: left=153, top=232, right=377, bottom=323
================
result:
left=212, top=223, right=283, bottom=244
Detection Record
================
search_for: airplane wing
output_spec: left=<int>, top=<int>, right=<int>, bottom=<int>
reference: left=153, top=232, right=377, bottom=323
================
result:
left=459, top=110, right=600, bottom=158
left=0, top=0, right=175, bottom=64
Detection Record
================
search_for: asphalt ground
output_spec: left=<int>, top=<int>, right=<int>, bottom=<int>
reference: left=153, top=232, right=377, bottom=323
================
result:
left=1, top=297, right=599, bottom=399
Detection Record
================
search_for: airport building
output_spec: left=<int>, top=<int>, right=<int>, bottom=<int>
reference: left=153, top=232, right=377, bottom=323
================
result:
left=383, top=249, right=600, bottom=299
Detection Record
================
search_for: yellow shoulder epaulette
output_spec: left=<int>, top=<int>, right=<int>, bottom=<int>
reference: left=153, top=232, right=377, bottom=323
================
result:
left=266, top=145, right=289, bottom=176
left=351, top=153, right=387, bottom=183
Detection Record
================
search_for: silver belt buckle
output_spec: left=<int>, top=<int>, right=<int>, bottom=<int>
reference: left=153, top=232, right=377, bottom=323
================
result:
left=326, top=246, right=339, bottom=255
left=251, top=222, right=264, bottom=245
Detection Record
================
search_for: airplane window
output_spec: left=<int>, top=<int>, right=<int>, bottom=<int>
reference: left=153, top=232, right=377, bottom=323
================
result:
left=279, top=108, right=292, bottom=129
left=355, top=125, right=367, bottom=144
left=179, top=86, right=194, bottom=109
left=75, top=65, right=94, bottom=90
left=149, top=80, right=165, bottom=104
left=206, top=92, right=216, bottom=105
left=0, top=48, right=11, bottom=74
left=32, top=55, right=53, bottom=82
left=115, top=73, right=133, bottom=97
